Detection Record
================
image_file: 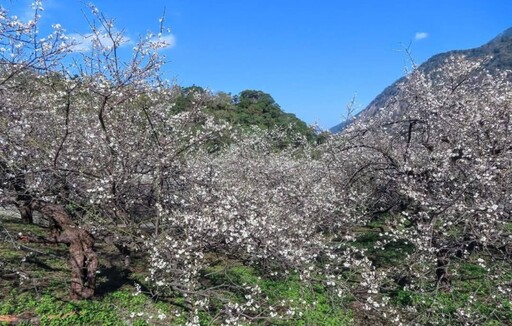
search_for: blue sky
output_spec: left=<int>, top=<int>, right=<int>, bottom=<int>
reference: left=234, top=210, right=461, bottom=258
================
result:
left=6, top=0, right=512, bottom=128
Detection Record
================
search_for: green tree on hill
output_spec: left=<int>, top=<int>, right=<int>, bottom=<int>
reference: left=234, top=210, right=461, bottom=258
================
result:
left=172, top=87, right=319, bottom=145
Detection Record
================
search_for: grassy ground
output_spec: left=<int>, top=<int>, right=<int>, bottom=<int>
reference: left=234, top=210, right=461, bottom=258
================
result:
left=1, top=214, right=511, bottom=325
left=0, top=216, right=355, bottom=325
left=0, top=216, right=176, bottom=325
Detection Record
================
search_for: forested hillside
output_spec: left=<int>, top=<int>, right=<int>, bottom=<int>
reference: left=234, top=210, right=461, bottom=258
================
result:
left=1, top=3, right=511, bottom=325
left=171, top=86, right=319, bottom=144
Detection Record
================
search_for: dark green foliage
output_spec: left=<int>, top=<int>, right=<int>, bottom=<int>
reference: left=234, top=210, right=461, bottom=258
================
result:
left=169, top=85, right=208, bottom=115
left=233, top=90, right=315, bottom=139
left=171, top=86, right=319, bottom=145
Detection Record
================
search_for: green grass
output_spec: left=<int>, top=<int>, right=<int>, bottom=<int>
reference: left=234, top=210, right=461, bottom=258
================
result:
left=352, top=228, right=415, bottom=268
left=393, top=286, right=512, bottom=325
left=2, top=215, right=511, bottom=325
left=0, top=289, right=175, bottom=325
left=1, top=218, right=354, bottom=325
left=0, top=217, right=176, bottom=325
left=390, top=255, right=512, bottom=325
left=0, top=263, right=353, bottom=325
left=202, top=261, right=353, bottom=325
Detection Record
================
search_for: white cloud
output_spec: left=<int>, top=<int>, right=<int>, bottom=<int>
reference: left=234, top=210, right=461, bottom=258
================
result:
left=67, top=34, right=93, bottom=53
left=20, top=0, right=59, bottom=23
left=68, top=32, right=177, bottom=53
left=415, top=32, right=429, bottom=41
left=149, top=34, right=177, bottom=50
left=68, top=32, right=132, bottom=53
left=160, top=34, right=177, bottom=49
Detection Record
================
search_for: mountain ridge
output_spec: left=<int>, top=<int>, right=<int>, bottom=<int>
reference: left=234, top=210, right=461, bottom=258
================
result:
left=330, top=27, right=512, bottom=133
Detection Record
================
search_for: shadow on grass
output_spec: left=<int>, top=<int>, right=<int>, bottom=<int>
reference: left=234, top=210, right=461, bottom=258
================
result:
left=95, top=266, right=132, bottom=296
left=94, top=265, right=153, bottom=298
left=25, top=256, right=67, bottom=272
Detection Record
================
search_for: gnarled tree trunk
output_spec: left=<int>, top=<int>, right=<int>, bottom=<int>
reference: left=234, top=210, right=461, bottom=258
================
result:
left=13, top=171, right=34, bottom=224
left=435, top=251, right=451, bottom=292
left=16, top=202, right=33, bottom=224
left=36, top=203, right=98, bottom=299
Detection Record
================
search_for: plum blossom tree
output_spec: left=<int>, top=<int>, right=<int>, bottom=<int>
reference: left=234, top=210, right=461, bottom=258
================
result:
left=322, top=54, right=512, bottom=322
left=0, top=1, right=229, bottom=299
left=0, top=0, right=70, bottom=224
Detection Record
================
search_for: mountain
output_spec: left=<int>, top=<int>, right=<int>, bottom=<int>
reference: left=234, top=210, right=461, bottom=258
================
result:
left=330, top=27, right=512, bottom=132
left=328, top=119, right=352, bottom=133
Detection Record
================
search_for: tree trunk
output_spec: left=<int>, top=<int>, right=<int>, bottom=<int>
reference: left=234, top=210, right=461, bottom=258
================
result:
left=435, top=253, right=451, bottom=292
left=37, top=203, right=98, bottom=299
left=13, top=171, right=33, bottom=224
left=16, top=203, right=33, bottom=224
